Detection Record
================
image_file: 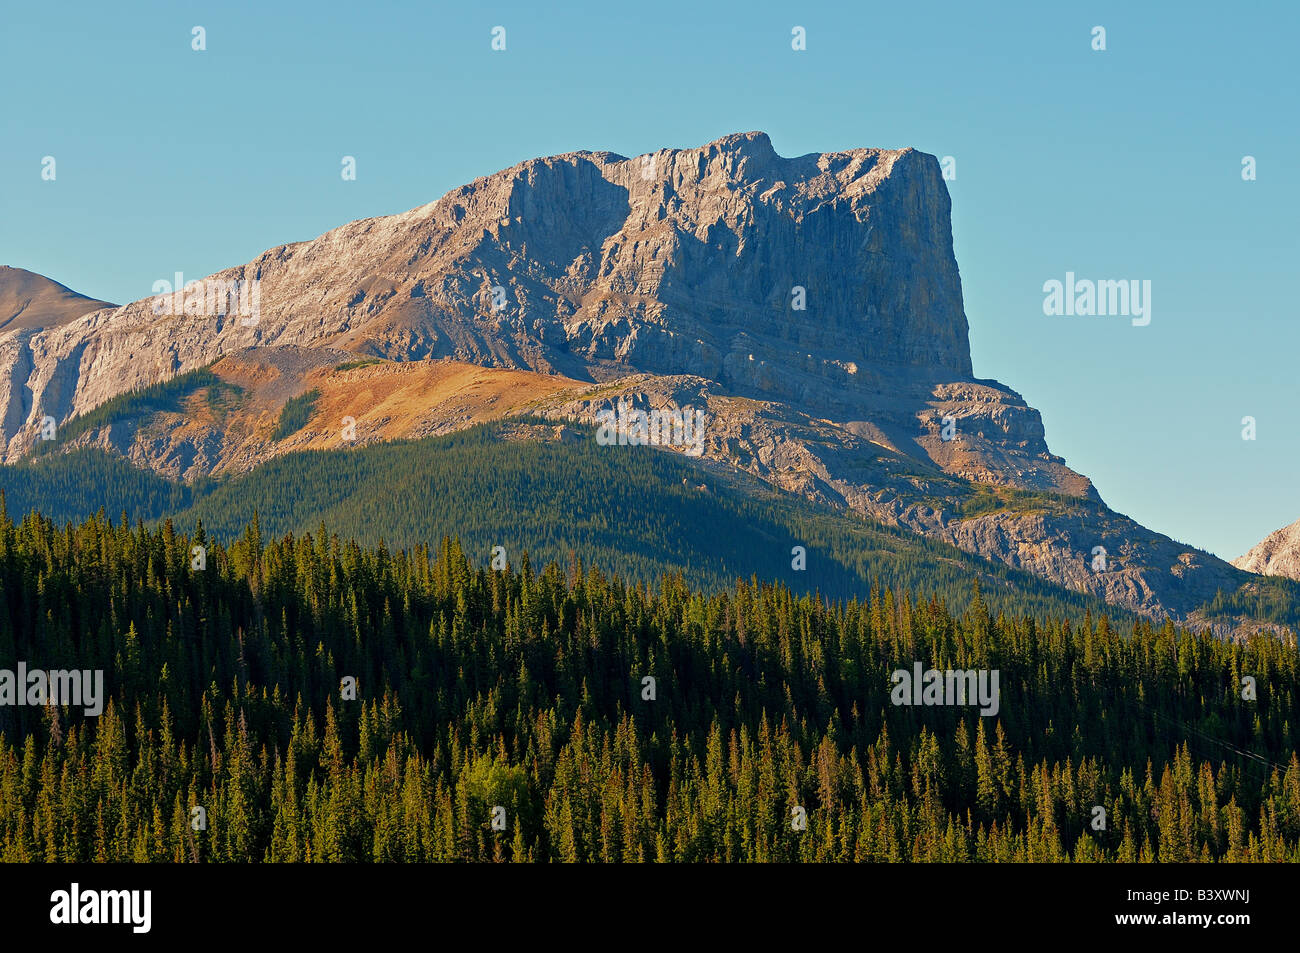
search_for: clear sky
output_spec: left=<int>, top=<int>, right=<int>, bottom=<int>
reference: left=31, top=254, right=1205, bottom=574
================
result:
left=2, top=0, right=1296, bottom=560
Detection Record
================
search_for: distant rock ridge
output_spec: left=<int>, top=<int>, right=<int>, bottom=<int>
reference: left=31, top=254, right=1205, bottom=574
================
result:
left=0, top=265, right=114, bottom=333
left=1234, top=519, right=1300, bottom=580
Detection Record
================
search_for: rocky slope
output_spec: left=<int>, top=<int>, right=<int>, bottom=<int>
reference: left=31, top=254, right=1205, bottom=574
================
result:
left=0, top=133, right=1261, bottom=626
left=1234, top=520, right=1300, bottom=580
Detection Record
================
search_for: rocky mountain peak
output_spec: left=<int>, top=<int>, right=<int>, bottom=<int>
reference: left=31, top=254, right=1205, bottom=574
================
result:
left=1, top=133, right=973, bottom=450
left=1234, top=519, right=1300, bottom=580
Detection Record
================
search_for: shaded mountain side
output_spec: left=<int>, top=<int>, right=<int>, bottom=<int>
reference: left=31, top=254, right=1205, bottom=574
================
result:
left=0, top=446, right=194, bottom=520
left=0, top=265, right=117, bottom=446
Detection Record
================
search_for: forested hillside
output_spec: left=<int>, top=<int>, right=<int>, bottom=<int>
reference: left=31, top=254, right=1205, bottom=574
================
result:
left=0, top=422, right=1137, bottom=623
left=0, top=510, right=1297, bottom=862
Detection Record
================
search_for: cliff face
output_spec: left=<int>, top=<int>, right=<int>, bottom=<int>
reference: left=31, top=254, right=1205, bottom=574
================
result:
left=0, top=267, right=116, bottom=442
left=0, top=133, right=1257, bottom=626
left=0, top=133, right=971, bottom=442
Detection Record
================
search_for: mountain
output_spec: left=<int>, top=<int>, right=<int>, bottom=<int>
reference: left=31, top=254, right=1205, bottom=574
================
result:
left=0, top=265, right=115, bottom=333
left=1235, top=519, right=1300, bottom=579
left=0, top=132, right=1067, bottom=487
left=0, top=133, right=1273, bottom=628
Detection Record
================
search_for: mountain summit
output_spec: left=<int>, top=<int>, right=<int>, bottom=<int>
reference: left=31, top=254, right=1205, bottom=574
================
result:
left=0, top=265, right=114, bottom=334
left=0, top=133, right=1076, bottom=492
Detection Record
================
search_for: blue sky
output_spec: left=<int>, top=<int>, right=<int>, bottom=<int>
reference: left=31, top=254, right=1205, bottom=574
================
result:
left=2, top=0, right=1296, bottom=560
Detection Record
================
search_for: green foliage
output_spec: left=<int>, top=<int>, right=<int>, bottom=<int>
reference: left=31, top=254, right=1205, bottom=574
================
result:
left=950, top=484, right=1080, bottom=520
left=33, top=367, right=222, bottom=453
left=174, top=421, right=1130, bottom=622
left=1204, top=577, right=1300, bottom=629
left=0, top=511, right=1297, bottom=862
left=0, top=449, right=192, bottom=523
left=1, top=420, right=1291, bottom=633
left=272, top=389, right=320, bottom=440
left=333, top=358, right=385, bottom=372
left=2, top=420, right=1130, bottom=620
left=204, top=380, right=246, bottom=416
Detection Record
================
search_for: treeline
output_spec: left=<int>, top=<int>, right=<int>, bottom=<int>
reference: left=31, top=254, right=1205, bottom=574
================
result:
left=0, top=508, right=1297, bottom=862
left=1206, top=576, right=1300, bottom=630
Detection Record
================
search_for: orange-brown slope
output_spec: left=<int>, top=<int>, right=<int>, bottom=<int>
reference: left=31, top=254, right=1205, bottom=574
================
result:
left=265, top=357, right=588, bottom=452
